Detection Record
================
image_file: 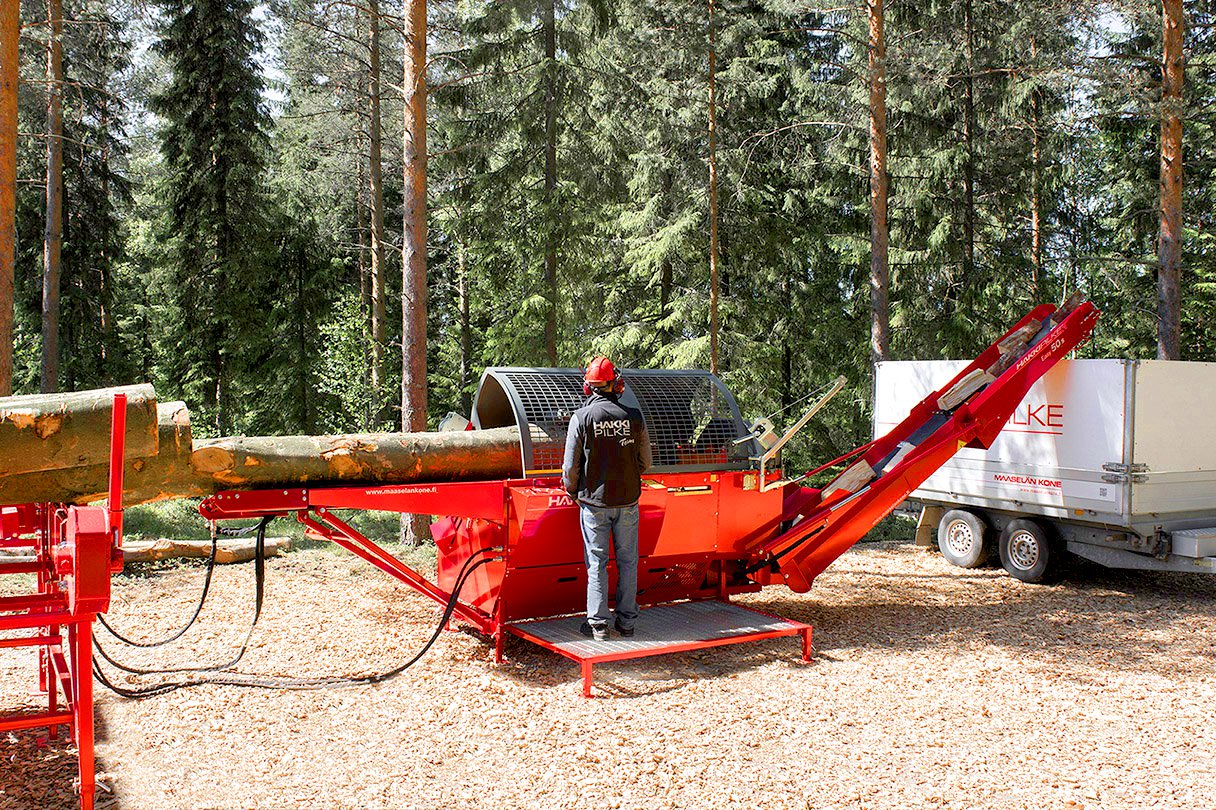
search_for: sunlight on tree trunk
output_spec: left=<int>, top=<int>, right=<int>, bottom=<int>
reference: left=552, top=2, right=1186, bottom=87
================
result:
left=41, top=0, right=64, bottom=394
left=868, top=0, right=890, bottom=365
left=707, top=0, right=720, bottom=375
left=401, top=0, right=429, bottom=543
left=1158, top=0, right=1183, bottom=360
left=0, top=0, right=16, bottom=395
left=368, top=0, right=387, bottom=419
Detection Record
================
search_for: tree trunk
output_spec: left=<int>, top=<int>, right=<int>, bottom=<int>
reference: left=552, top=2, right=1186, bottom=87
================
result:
left=402, top=0, right=429, bottom=542
left=1158, top=0, right=1184, bottom=360
left=961, top=0, right=976, bottom=285
left=868, top=0, right=890, bottom=364
left=707, top=0, right=720, bottom=375
left=190, top=426, right=524, bottom=491
left=458, top=243, right=472, bottom=416
left=368, top=0, right=387, bottom=416
left=1029, top=37, right=1043, bottom=301
left=0, top=0, right=18, bottom=396
left=0, top=384, right=159, bottom=475
left=355, top=121, right=371, bottom=428
left=0, top=401, right=197, bottom=506
left=542, top=0, right=558, bottom=366
left=41, top=0, right=64, bottom=394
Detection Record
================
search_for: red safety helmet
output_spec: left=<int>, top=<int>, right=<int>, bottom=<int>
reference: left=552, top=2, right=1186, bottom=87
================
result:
left=583, top=356, right=624, bottom=395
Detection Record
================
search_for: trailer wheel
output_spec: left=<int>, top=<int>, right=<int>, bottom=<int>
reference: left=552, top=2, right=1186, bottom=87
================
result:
left=937, top=510, right=990, bottom=568
left=998, top=519, right=1058, bottom=583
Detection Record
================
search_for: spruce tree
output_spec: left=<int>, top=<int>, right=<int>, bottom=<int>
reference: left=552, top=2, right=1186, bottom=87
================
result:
left=151, top=0, right=272, bottom=433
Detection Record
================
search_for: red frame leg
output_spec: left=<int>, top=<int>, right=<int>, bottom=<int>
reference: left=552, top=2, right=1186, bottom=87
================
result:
left=74, top=619, right=95, bottom=810
left=800, top=627, right=813, bottom=663
left=581, top=661, right=593, bottom=698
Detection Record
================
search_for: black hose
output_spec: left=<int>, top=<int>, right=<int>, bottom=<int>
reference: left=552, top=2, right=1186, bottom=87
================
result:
left=97, top=519, right=268, bottom=648
left=94, top=516, right=272, bottom=674
left=94, top=543, right=497, bottom=697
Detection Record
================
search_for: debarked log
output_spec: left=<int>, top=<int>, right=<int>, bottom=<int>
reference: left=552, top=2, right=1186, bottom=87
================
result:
left=0, top=401, right=202, bottom=506
left=188, top=427, right=526, bottom=490
left=0, top=384, right=159, bottom=474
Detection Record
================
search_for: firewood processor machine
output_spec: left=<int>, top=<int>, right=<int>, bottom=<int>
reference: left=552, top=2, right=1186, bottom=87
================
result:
left=1, top=297, right=1099, bottom=809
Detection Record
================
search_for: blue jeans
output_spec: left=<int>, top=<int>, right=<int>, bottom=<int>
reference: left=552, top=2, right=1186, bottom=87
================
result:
left=579, top=503, right=640, bottom=630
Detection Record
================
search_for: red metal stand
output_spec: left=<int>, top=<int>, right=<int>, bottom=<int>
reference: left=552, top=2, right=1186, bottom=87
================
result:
left=507, top=601, right=812, bottom=698
left=0, top=395, right=127, bottom=810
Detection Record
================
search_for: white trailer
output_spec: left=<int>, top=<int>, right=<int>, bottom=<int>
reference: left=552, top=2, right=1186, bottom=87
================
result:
left=874, top=359, right=1216, bottom=582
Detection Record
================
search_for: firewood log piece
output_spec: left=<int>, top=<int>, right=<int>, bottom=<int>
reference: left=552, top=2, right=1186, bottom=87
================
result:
left=1056, top=289, right=1084, bottom=319
left=0, top=384, right=158, bottom=474
left=997, top=319, right=1041, bottom=354
left=937, top=369, right=996, bottom=411
left=0, top=401, right=201, bottom=507
left=189, top=426, right=525, bottom=490
left=823, top=458, right=876, bottom=498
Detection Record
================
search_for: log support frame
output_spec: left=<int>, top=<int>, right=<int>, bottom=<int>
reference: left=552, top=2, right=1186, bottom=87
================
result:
left=0, top=395, right=127, bottom=810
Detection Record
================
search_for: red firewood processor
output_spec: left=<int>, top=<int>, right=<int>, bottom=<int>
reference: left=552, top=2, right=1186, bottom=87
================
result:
left=1, top=295, right=1098, bottom=809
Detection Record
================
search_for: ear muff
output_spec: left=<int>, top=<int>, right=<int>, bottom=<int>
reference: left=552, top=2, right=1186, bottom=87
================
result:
left=583, top=374, right=625, bottom=396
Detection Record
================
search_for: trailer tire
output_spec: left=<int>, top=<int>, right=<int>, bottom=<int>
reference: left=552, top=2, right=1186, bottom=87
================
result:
left=998, top=519, right=1058, bottom=583
left=937, top=510, right=990, bottom=568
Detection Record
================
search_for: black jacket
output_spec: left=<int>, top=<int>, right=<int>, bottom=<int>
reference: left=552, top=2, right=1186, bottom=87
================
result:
left=561, top=391, right=652, bottom=507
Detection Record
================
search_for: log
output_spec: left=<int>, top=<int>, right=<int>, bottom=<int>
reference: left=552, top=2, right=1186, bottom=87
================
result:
left=188, top=426, right=525, bottom=490
left=823, top=458, right=876, bottom=498
left=0, top=401, right=201, bottom=507
left=937, top=368, right=996, bottom=411
left=122, top=537, right=292, bottom=564
left=0, top=383, right=158, bottom=473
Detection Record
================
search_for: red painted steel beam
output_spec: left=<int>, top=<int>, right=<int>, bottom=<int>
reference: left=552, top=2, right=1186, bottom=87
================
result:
left=0, top=633, right=59, bottom=649
left=0, top=710, right=74, bottom=732
left=199, top=479, right=509, bottom=523
left=0, top=560, right=46, bottom=574
left=0, top=593, right=64, bottom=611
left=0, top=610, right=74, bottom=631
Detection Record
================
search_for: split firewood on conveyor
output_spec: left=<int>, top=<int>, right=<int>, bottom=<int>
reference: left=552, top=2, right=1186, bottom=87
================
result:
left=0, top=385, right=528, bottom=508
left=819, top=291, right=1087, bottom=499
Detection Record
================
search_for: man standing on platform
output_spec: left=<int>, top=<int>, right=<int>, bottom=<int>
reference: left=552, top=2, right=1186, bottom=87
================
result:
left=562, top=356, right=652, bottom=641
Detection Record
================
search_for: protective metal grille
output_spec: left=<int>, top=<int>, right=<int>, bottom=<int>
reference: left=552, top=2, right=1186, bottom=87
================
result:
left=625, top=374, right=742, bottom=468
left=473, top=368, right=752, bottom=475
left=498, top=370, right=585, bottom=472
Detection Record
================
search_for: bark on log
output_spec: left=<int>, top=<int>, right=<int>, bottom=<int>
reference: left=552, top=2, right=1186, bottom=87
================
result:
left=123, top=536, right=291, bottom=564
left=189, top=426, right=524, bottom=490
left=0, top=384, right=158, bottom=474
left=0, top=401, right=197, bottom=506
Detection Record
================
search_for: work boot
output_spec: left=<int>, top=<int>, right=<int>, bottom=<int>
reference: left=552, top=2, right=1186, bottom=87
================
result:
left=579, top=621, right=609, bottom=642
left=613, top=619, right=635, bottom=638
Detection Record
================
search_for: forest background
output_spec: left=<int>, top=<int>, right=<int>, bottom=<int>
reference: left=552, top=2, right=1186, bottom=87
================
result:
left=1, top=0, right=1212, bottom=471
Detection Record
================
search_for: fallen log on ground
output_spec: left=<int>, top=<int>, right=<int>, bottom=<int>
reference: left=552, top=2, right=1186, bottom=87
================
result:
left=122, top=536, right=292, bottom=564
left=189, top=426, right=525, bottom=489
left=0, top=401, right=204, bottom=506
left=0, top=384, right=159, bottom=474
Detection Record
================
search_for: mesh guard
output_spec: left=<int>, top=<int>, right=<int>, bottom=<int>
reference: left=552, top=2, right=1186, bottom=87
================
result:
left=472, top=368, right=755, bottom=476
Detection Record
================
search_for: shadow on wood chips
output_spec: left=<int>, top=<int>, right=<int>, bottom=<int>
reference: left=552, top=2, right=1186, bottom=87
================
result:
left=0, top=711, right=119, bottom=810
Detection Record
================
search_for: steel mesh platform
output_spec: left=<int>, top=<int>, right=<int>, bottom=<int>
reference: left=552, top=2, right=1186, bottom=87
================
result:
left=506, top=600, right=811, bottom=696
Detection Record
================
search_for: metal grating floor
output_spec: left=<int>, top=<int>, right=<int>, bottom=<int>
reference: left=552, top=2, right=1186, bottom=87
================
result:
left=507, top=600, right=808, bottom=662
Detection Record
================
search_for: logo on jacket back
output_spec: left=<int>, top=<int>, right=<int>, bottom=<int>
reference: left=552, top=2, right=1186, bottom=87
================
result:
left=594, top=419, right=633, bottom=443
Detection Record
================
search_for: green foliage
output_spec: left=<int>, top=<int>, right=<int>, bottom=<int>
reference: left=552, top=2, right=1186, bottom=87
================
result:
left=8, top=0, right=1215, bottom=472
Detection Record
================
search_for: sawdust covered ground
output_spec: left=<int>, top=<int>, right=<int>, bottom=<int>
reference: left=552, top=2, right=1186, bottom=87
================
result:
left=3, top=538, right=1216, bottom=810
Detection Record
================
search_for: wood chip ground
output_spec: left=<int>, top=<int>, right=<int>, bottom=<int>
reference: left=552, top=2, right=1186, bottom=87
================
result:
left=3, top=541, right=1215, bottom=809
